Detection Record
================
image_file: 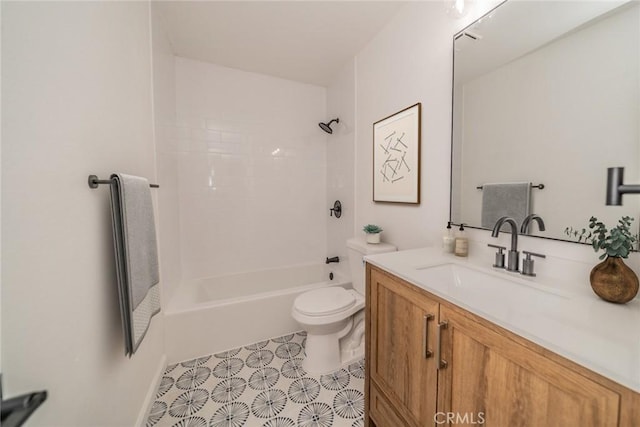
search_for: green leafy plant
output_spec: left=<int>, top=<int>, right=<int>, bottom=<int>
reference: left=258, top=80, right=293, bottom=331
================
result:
left=363, top=224, right=383, bottom=234
left=564, top=216, right=638, bottom=259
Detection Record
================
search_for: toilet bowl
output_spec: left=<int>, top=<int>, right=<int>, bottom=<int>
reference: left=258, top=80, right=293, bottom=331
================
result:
left=292, top=237, right=396, bottom=374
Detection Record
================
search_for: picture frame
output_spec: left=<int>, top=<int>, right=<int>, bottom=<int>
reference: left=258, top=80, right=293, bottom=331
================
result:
left=373, top=103, right=421, bottom=204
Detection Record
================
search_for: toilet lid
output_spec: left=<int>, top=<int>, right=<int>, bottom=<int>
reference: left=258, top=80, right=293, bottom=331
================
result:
left=295, top=287, right=356, bottom=316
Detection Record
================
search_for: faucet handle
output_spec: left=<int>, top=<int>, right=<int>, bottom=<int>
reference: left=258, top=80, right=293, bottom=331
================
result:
left=523, top=250, right=546, bottom=259
left=487, top=244, right=506, bottom=268
left=521, top=251, right=546, bottom=277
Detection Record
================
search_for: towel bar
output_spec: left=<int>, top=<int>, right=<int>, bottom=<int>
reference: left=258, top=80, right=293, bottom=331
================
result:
left=88, top=175, right=159, bottom=189
left=477, top=183, right=544, bottom=190
left=1, top=390, right=48, bottom=427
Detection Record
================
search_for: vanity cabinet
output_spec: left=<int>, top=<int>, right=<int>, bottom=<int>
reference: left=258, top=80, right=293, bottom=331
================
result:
left=438, top=305, right=618, bottom=426
left=365, top=264, right=640, bottom=427
left=368, top=267, right=438, bottom=426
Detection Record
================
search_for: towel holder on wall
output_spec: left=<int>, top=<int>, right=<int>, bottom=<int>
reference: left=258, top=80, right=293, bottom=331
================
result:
left=476, top=183, right=544, bottom=190
left=87, top=175, right=159, bottom=189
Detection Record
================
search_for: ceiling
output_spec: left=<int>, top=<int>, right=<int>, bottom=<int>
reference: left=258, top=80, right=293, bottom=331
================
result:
left=155, top=1, right=406, bottom=87
left=455, top=0, right=628, bottom=84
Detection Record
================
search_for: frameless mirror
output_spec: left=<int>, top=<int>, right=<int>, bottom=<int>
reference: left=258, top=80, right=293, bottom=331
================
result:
left=450, top=0, right=640, bottom=242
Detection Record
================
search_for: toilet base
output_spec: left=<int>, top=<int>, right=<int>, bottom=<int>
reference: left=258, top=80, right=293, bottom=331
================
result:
left=301, top=316, right=351, bottom=374
left=340, top=341, right=364, bottom=368
left=339, top=313, right=365, bottom=367
left=302, top=338, right=364, bottom=375
left=301, top=312, right=365, bottom=375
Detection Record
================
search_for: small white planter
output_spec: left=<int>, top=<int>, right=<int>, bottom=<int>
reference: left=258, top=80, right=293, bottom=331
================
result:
left=366, top=233, right=381, bottom=244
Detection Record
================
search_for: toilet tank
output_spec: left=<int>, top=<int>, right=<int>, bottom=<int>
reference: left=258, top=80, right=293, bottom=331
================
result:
left=347, top=237, right=397, bottom=295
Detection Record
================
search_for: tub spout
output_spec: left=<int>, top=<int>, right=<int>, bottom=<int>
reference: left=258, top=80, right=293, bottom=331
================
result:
left=326, top=256, right=340, bottom=264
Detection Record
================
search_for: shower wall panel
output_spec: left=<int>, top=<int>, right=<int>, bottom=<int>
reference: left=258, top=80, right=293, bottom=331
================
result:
left=174, top=57, right=327, bottom=280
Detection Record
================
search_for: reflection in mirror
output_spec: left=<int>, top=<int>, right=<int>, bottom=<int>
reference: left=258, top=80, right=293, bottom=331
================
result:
left=450, top=0, right=640, bottom=243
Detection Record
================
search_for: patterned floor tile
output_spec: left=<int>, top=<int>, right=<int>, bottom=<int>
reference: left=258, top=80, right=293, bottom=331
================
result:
left=147, top=332, right=364, bottom=427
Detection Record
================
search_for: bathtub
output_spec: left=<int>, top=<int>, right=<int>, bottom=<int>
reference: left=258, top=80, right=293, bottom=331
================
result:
left=164, top=262, right=350, bottom=363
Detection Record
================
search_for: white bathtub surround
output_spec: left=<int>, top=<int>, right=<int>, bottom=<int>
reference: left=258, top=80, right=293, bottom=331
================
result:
left=326, top=59, right=356, bottom=262
left=151, top=2, right=182, bottom=305
left=165, top=263, right=350, bottom=364
left=147, top=332, right=364, bottom=427
left=174, top=57, right=327, bottom=282
left=158, top=59, right=335, bottom=365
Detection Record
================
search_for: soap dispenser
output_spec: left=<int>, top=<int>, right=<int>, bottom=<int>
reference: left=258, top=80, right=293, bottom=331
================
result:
left=454, top=224, right=469, bottom=257
left=443, top=222, right=455, bottom=253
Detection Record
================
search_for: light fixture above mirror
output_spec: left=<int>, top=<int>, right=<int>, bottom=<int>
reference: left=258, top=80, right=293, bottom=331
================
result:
left=445, top=0, right=469, bottom=18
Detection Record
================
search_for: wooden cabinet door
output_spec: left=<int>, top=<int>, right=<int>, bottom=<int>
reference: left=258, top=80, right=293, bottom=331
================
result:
left=368, top=268, right=439, bottom=426
left=437, top=305, right=621, bottom=427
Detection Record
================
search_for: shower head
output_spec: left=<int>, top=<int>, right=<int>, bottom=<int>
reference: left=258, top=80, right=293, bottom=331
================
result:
left=319, top=118, right=339, bottom=134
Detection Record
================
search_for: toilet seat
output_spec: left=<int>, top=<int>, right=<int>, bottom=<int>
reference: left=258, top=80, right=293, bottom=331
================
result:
left=291, top=238, right=397, bottom=374
left=294, top=287, right=355, bottom=316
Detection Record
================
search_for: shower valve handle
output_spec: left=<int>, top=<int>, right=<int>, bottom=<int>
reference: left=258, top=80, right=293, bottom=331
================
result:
left=330, top=200, right=342, bottom=218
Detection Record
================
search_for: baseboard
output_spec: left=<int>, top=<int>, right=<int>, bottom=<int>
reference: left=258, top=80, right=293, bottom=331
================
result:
left=135, top=353, right=167, bottom=427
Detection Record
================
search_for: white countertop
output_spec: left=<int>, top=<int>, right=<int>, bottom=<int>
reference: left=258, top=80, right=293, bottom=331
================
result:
left=365, top=247, right=640, bottom=393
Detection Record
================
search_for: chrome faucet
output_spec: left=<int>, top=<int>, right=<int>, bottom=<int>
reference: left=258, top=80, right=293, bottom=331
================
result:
left=491, top=216, right=520, bottom=272
left=520, top=214, right=546, bottom=234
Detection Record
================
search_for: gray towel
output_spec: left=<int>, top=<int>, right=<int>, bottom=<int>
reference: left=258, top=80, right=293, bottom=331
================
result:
left=110, top=173, right=160, bottom=356
left=481, top=182, right=531, bottom=230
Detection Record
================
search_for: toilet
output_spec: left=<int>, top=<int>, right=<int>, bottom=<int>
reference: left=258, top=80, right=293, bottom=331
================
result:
left=292, top=237, right=397, bottom=374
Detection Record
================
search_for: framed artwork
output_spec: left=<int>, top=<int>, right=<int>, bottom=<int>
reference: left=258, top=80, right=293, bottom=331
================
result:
left=373, top=103, right=421, bottom=204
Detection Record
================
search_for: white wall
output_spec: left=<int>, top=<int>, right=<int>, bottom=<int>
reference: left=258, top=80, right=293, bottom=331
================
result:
left=2, top=2, right=165, bottom=425
left=352, top=0, right=639, bottom=280
left=354, top=2, right=490, bottom=250
left=174, top=58, right=327, bottom=281
left=0, top=0, right=3, bottom=374
left=326, top=59, right=356, bottom=260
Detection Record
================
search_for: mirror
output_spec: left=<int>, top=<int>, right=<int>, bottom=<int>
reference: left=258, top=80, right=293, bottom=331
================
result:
left=451, top=0, right=640, bottom=242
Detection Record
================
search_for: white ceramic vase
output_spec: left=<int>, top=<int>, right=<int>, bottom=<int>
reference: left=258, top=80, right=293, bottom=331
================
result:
left=366, top=233, right=381, bottom=244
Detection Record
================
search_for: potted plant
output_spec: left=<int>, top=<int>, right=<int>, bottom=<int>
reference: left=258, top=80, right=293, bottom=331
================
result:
left=565, top=216, right=639, bottom=303
left=363, top=224, right=383, bottom=244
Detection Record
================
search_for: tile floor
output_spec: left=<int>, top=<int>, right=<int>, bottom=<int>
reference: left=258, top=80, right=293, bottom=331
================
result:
left=146, top=331, right=365, bottom=427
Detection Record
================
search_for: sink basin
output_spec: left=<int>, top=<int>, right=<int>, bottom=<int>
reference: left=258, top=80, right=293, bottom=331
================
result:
left=415, top=263, right=511, bottom=290
left=413, top=263, right=571, bottom=299
left=411, top=263, right=570, bottom=323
